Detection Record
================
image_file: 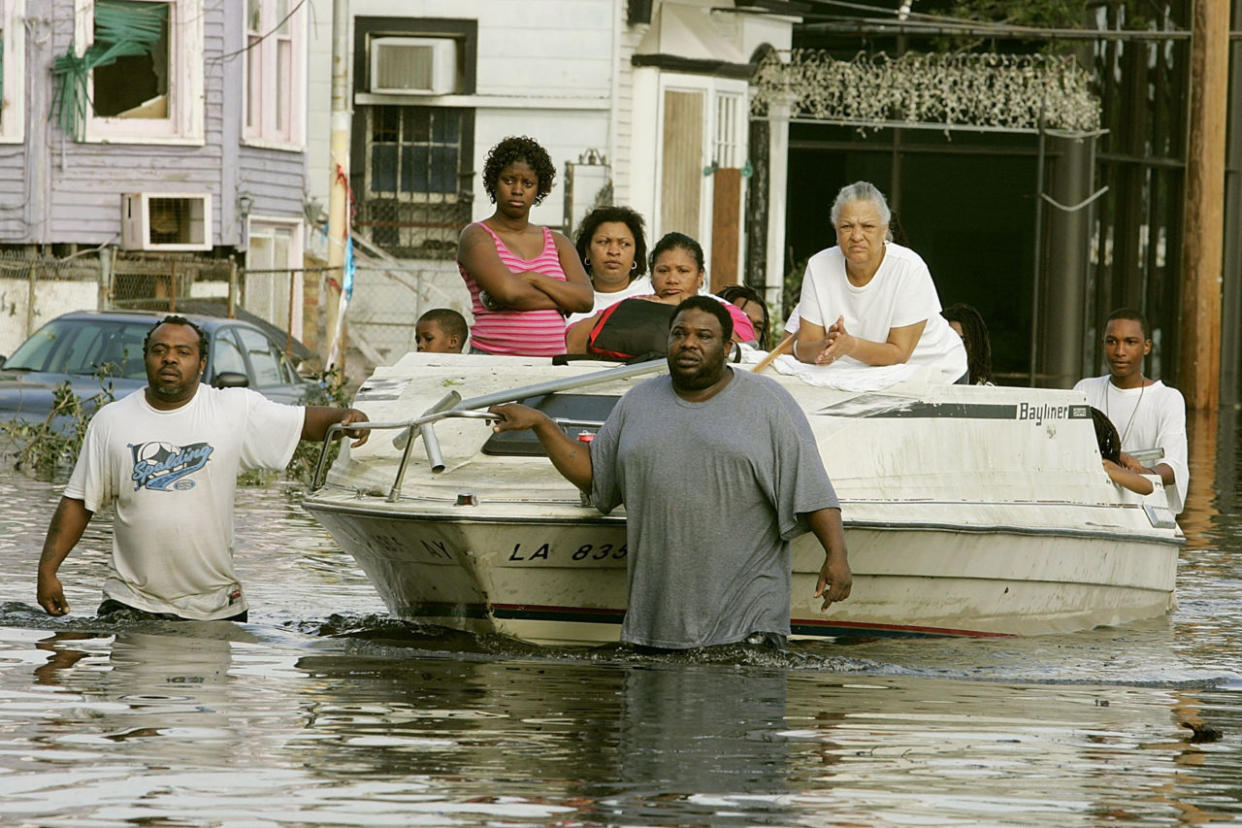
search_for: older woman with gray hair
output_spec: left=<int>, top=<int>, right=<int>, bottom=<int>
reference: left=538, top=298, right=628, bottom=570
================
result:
left=793, top=181, right=966, bottom=383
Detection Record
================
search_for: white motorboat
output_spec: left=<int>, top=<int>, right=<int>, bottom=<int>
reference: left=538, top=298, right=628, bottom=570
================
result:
left=302, top=352, right=1182, bottom=646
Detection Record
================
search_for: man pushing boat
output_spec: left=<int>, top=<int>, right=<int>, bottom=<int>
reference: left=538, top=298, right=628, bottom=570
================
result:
left=489, top=295, right=851, bottom=651
left=36, top=315, right=371, bottom=622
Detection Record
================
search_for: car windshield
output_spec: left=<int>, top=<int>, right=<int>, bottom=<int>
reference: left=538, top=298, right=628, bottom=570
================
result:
left=3, top=318, right=152, bottom=379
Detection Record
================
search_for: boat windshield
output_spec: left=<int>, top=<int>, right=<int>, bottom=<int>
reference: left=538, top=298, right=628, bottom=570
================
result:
left=482, top=393, right=620, bottom=457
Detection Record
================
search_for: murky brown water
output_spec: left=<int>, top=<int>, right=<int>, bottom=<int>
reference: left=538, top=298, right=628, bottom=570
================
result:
left=1, top=409, right=1240, bottom=826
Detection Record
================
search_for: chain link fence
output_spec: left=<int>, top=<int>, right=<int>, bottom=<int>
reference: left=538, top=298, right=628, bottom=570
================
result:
left=0, top=249, right=315, bottom=361
left=109, top=253, right=235, bottom=312
left=346, top=260, right=469, bottom=365
left=0, top=246, right=469, bottom=371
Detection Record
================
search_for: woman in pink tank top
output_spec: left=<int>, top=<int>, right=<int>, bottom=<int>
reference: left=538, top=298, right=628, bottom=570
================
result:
left=456, top=136, right=592, bottom=356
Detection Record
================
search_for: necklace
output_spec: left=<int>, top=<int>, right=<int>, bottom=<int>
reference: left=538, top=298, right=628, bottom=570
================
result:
left=1105, top=380, right=1146, bottom=445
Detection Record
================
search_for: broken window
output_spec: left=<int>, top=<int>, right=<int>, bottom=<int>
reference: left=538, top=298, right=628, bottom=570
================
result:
left=58, top=0, right=203, bottom=142
left=91, top=0, right=169, bottom=119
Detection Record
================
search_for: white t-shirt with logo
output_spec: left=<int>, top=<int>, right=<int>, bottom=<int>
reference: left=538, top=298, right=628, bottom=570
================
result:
left=799, top=242, right=967, bottom=383
left=64, top=385, right=305, bottom=619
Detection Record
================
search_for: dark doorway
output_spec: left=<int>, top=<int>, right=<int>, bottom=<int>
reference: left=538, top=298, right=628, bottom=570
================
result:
left=785, top=127, right=1037, bottom=382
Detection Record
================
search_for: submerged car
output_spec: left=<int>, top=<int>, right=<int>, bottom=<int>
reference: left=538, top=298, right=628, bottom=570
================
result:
left=0, top=310, right=328, bottom=432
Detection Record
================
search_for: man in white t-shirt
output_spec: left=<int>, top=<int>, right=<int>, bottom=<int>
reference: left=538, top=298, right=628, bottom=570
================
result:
left=1073, top=308, right=1188, bottom=513
left=794, top=181, right=966, bottom=384
left=36, top=315, right=371, bottom=622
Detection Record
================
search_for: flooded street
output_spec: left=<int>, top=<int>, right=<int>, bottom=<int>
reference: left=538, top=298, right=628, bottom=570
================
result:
left=1, top=410, right=1241, bottom=826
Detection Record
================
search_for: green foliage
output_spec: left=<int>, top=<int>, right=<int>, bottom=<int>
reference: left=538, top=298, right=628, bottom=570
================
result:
left=3, top=363, right=353, bottom=488
left=0, top=377, right=116, bottom=478
left=782, top=258, right=809, bottom=325
left=280, top=436, right=341, bottom=488
left=274, top=371, right=353, bottom=488
left=946, top=0, right=1089, bottom=28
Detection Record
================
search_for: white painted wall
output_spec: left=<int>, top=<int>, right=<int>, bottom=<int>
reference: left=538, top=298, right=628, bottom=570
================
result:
left=306, top=0, right=617, bottom=223
left=0, top=279, right=98, bottom=356
left=470, top=109, right=611, bottom=229
left=301, top=0, right=797, bottom=356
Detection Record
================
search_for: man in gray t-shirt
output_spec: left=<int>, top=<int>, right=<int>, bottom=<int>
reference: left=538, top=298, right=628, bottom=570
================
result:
left=490, top=296, right=851, bottom=650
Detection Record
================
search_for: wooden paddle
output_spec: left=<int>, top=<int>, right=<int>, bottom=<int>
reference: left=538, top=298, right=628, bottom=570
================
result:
left=751, top=332, right=796, bottom=373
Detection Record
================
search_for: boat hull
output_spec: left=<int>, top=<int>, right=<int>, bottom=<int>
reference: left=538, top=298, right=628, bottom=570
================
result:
left=306, top=498, right=1178, bottom=645
left=303, top=354, right=1182, bottom=646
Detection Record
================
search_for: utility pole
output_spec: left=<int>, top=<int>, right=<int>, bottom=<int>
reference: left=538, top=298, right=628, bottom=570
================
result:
left=324, top=0, right=351, bottom=374
left=1178, top=0, right=1228, bottom=410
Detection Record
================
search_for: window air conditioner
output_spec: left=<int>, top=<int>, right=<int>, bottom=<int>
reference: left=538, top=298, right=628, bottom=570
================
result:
left=121, top=193, right=212, bottom=251
left=370, top=37, right=458, bottom=95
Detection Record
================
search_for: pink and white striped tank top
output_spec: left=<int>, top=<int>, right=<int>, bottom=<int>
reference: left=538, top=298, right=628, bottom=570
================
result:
left=459, top=223, right=569, bottom=356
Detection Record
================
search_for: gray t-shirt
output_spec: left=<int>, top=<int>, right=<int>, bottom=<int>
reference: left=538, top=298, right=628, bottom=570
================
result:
left=590, top=369, right=840, bottom=648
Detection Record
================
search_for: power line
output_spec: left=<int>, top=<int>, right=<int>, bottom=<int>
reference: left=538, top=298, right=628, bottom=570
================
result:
left=210, top=0, right=307, bottom=64
left=793, top=0, right=1195, bottom=39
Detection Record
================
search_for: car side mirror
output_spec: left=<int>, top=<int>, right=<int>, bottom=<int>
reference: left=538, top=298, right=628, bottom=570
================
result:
left=212, top=371, right=250, bottom=389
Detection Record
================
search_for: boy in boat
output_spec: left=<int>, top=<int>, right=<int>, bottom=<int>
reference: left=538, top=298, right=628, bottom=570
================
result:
left=489, top=296, right=851, bottom=651
left=415, top=308, right=469, bottom=354
left=1073, top=308, right=1188, bottom=513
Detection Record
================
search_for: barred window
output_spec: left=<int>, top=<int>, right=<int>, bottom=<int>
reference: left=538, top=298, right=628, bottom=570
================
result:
left=367, top=106, right=463, bottom=197
left=356, top=104, right=471, bottom=259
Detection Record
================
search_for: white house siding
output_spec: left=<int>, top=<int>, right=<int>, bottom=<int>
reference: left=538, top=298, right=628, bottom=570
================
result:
left=471, top=109, right=611, bottom=231
left=612, top=15, right=647, bottom=209
left=234, top=150, right=309, bottom=233
left=306, top=0, right=616, bottom=228
left=475, top=2, right=612, bottom=98
left=0, top=146, right=23, bottom=239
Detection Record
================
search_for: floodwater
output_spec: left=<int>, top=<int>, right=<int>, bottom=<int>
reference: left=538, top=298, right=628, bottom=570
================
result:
left=1, top=410, right=1241, bottom=827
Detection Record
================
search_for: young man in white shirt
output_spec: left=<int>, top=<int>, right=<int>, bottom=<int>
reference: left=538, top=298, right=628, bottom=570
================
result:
left=1073, top=308, right=1188, bottom=513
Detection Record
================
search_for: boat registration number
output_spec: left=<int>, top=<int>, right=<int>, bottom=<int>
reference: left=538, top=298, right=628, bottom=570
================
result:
left=507, top=542, right=628, bottom=563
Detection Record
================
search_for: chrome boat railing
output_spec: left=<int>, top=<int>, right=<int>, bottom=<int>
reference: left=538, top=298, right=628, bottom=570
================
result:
left=310, top=358, right=667, bottom=500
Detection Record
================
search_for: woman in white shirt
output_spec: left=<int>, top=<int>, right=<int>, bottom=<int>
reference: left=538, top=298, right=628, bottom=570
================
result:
left=793, top=181, right=967, bottom=384
left=565, top=206, right=652, bottom=331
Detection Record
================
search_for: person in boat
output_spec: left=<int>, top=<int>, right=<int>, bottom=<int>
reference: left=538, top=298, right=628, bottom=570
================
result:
left=1073, top=308, right=1188, bottom=512
left=489, top=296, right=851, bottom=651
left=456, top=136, right=593, bottom=356
left=36, top=315, right=371, bottom=622
left=717, top=284, right=771, bottom=349
left=941, top=303, right=993, bottom=385
left=565, top=205, right=652, bottom=329
left=415, top=308, right=468, bottom=354
left=794, top=181, right=967, bottom=383
left=566, top=232, right=757, bottom=356
left=1091, top=407, right=1154, bottom=495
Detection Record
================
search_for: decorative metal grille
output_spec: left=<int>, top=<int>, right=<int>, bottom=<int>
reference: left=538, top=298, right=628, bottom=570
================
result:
left=752, top=50, right=1101, bottom=134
